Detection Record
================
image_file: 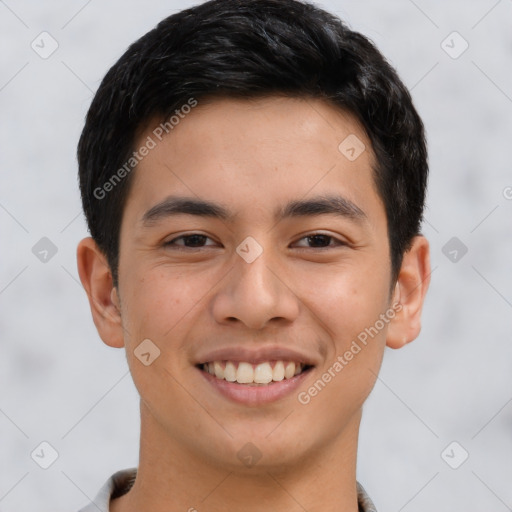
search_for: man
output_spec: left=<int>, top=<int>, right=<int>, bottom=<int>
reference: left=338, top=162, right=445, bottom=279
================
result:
left=76, top=0, right=430, bottom=510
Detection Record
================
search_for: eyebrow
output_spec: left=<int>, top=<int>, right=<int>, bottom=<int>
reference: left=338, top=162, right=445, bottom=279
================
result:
left=141, top=194, right=367, bottom=226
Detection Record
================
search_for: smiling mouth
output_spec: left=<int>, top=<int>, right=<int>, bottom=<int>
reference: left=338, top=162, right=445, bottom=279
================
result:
left=196, top=360, right=314, bottom=386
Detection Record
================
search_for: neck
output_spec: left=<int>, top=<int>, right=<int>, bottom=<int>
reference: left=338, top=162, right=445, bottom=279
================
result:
left=111, top=402, right=362, bottom=512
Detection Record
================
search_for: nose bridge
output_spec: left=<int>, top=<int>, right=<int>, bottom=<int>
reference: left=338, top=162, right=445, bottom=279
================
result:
left=212, top=240, right=299, bottom=329
left=237, top=249, right=277, bottom=299
left=234, top=232, right=277, bottom=295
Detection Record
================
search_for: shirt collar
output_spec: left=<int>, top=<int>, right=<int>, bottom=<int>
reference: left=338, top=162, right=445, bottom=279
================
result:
left=78, top=468, right=378, bottom=512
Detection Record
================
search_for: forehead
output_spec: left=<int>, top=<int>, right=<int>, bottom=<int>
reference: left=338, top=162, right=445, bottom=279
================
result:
left=147, top=95, right=372, bottom=165
left=125, top=96, right=384, bottom=225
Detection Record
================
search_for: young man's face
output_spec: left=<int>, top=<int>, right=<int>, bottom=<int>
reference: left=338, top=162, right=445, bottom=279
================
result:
left=79, top=96, right=429, bottom=473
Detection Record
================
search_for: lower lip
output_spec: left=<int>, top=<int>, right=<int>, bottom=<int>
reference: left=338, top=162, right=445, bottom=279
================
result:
left=197, top=366, right=313, bottom=406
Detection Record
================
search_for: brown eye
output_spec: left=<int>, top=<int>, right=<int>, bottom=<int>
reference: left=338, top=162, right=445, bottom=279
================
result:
left=305, top=234, right=332, bottom=247
left=293, top=233, right=346, bottom=249
left=164, top=234, right=217, bottom=248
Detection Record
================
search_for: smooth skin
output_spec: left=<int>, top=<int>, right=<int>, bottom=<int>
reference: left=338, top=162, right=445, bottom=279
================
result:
left=77, top=96, right=430, bottom=512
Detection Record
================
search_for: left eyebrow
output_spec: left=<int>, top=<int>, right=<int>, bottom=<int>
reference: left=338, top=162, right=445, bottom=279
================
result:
left=278, top=195, right=367, bottom=223
left=140, top=194, right=367, bottom=227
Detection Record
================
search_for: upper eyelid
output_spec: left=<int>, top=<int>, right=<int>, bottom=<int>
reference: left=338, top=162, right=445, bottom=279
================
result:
left=164, top=233, right=218, bottom=246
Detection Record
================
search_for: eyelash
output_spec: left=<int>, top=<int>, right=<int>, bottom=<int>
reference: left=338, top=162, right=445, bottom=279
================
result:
left=163, top=233, right=347, bottom=250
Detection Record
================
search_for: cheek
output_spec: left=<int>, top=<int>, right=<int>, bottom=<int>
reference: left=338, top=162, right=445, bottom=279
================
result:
left=296, top=275, right=388, bottom=428
left=119, top=269, right=199, bottom=409
left=121, top=266, right=199, bottom=339
left=297, top=262, right=390, bottom=405
left=298, top=262, right=389, bottom=335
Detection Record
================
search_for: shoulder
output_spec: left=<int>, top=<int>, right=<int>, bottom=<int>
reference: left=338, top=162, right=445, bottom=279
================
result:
left=76, top=468, right=137, bottom=512
left=356, top=481, right=378, bottom=512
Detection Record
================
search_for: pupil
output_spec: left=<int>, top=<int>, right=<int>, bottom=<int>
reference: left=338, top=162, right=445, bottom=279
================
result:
left=186, top=235, right=206, bottom=247
left=309, top=235, right=329, bottom=247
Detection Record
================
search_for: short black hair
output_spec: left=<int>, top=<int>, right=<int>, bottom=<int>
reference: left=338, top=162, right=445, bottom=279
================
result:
left=78, top=0, right=428, bottom=288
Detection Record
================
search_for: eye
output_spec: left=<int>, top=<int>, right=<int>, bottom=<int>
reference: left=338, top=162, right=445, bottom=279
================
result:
left=164, top=233, right=219, bottom=249
left=293, top=233, right=347, bottom=249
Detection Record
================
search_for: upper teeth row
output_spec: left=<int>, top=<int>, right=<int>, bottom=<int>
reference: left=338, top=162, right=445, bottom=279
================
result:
left=202, top=361, right=305, bottom=384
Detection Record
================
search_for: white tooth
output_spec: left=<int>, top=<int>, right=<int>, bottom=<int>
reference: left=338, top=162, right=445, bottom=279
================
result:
left=208, top=362, right=215, bottom=375
left=214, top=361, right=224, bottom=379
left=236, top=362, right=254, bottom=383
left=224, top=361, right=237, bottom=382
left=284, top=362, right=296, bottom=379
left=254, top=362, right=273, bottom=384
left=272, top=361, right=285, bottom=381
left=294, top=363, right=302, bottom=376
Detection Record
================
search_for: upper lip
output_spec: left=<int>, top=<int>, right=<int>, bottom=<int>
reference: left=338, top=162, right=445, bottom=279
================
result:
left=195, top=345, right=319, bottom=367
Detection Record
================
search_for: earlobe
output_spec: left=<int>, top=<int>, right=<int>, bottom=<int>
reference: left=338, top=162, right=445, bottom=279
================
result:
left=76, top=237, right=125, bottom=348
left=386, top=236, right=431, bottom=350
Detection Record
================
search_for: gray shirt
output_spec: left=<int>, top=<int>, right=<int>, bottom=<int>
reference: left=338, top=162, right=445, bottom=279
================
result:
left=78, top=467, right=378, bottom=512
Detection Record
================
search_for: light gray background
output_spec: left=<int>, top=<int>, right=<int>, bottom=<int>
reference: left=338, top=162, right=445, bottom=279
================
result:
left=1, top=1, right=511, bottom=511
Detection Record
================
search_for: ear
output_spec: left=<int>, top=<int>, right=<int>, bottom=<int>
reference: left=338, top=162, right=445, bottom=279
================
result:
left=386, top=235, right=431, bottom=349
left=76, top=237, right=125, bottom=348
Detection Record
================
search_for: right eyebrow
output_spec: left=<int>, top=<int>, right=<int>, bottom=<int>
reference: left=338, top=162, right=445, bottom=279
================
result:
left=141, top=196, right=234, bottom=227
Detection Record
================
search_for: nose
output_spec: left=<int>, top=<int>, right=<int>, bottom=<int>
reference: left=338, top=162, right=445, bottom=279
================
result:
left=211, top=247, right=300, bottom=330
